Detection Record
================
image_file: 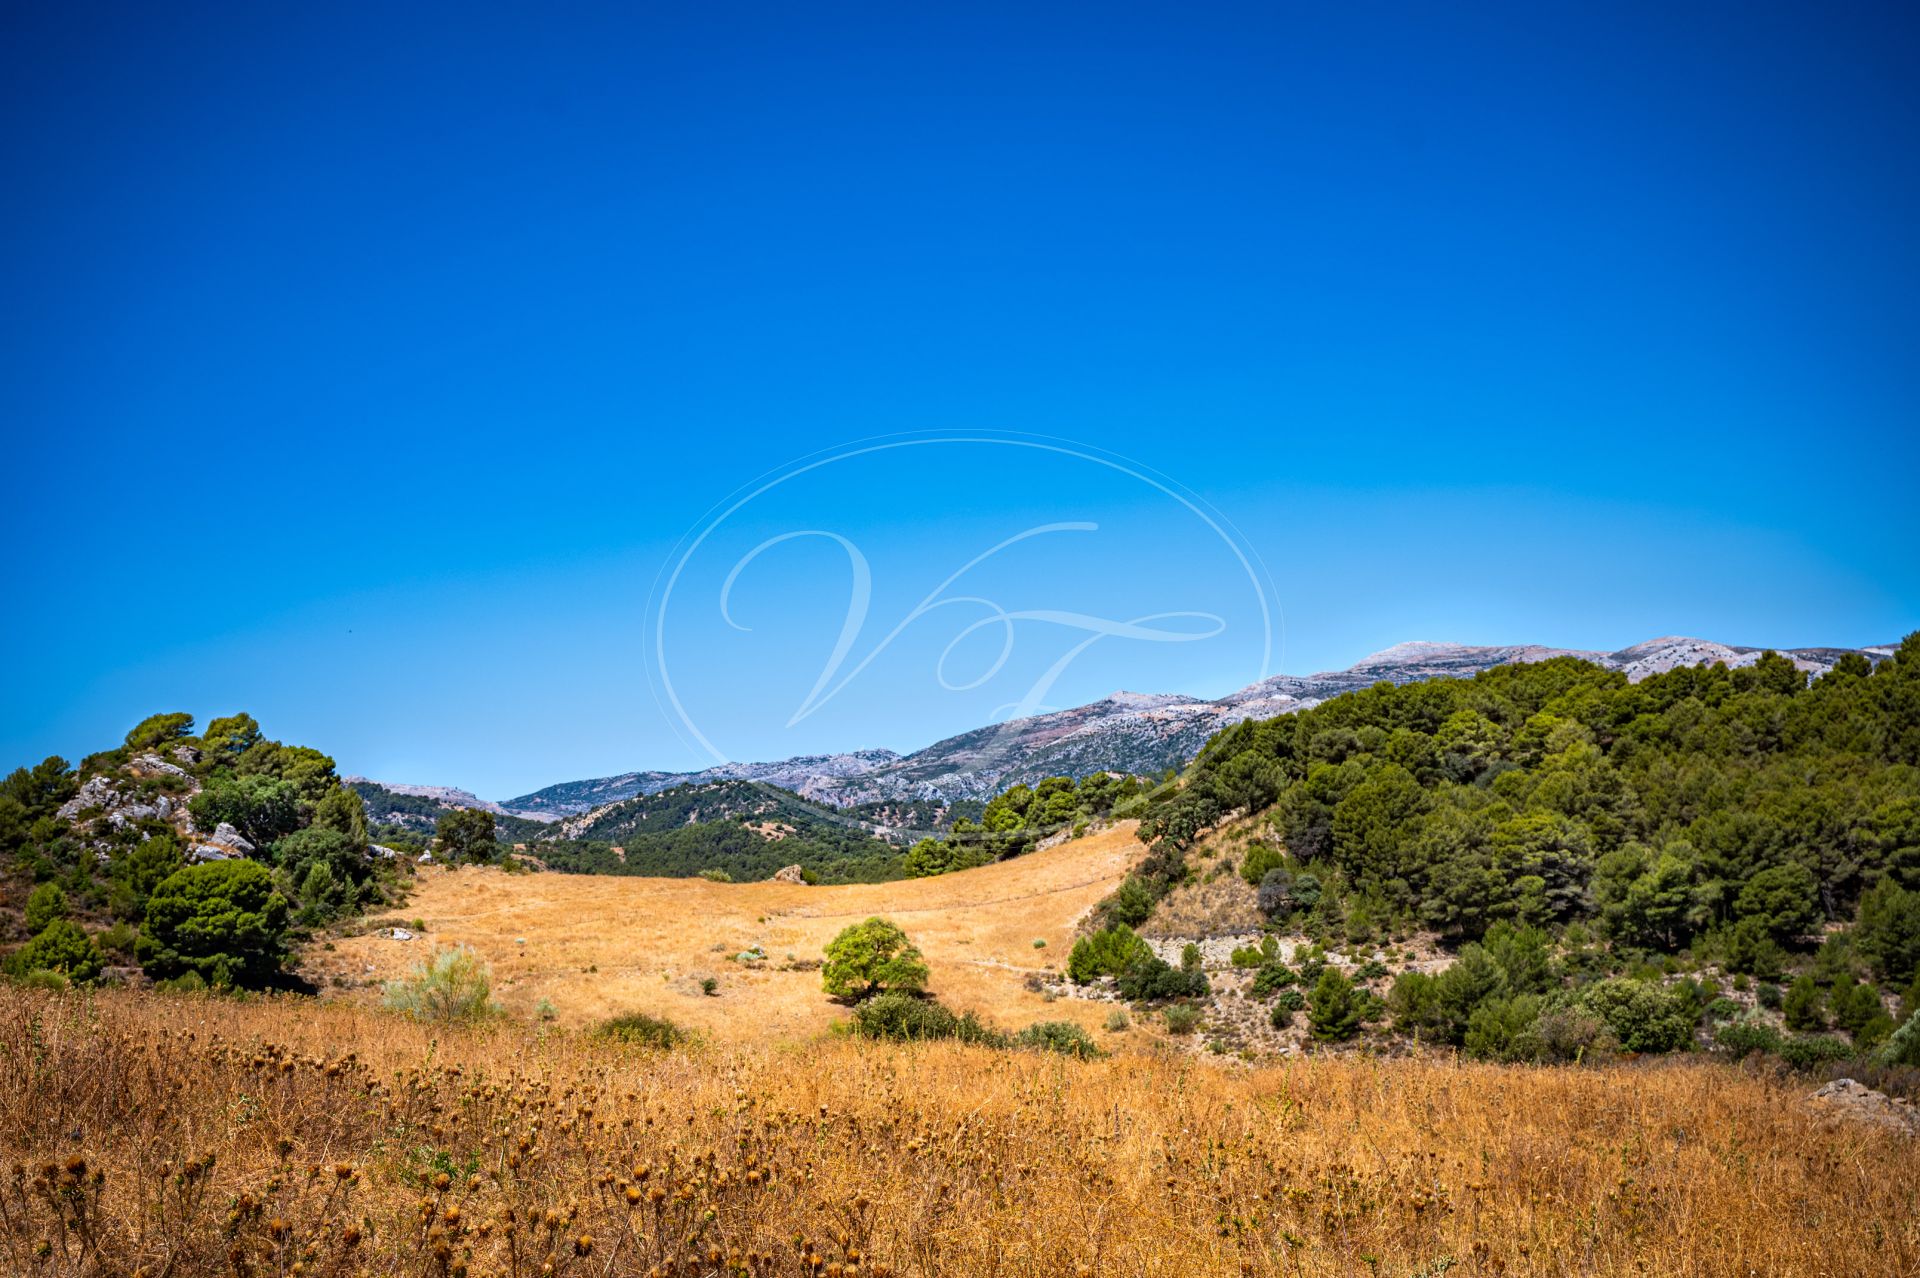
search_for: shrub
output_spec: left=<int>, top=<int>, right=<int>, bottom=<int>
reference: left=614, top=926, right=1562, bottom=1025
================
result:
left=698, top=868, right=734, bottom=883
left=822, top=918, right=929, bottom=999
left=1240, top=843, right=1286, bottom=887
left=1777, top=1035, right=1855, bottom=1070
left=1704, top=997, right=1742, bottom=1021
left=188, top=775, right=301, bottom=849
left=1116, top=955, right=1208, bottom=1001
left=1721, top=917, right=1786, bottom=982
left=1533, top=1006, right=1614, bottom=1061
left=24, top=882, right=68, bottom=932
left=849, top=992, right=998, bottom=1045
left=598, top=1011, right=685, bottom=1050
left=8, top=920, right=103, bottom=984
left=1782, top=974, right=1826, bottom=1031
left=1877, top=1011, right=1920, bottom=1067
left=700, top=976, right=719, bottom=996
left=1104, top=876, right=1158, bottom=927
left=1463, top=994, right=1544, bottom=1062
left=1104, top=1008, right=1130, bottom=1032
left=1256, top=868, right=1299, bottom=917
left=136, top=860, right=289, bottom=989
left=1269, top=1002, right=1293, bottom=1030
left=1163, top=1004, right=1202, bottom=1035
left=1307, top=969, right=1366, bottom=1042
left=15, top=968, right=68, bottom=992
left=1757, top=982, right=1784, bottom=1010
left=382, top=946, right=496, bottom=1022
left=1715, top=1018, right=1784, bottom=1059
left=1067, top=924, right=1152, bottom=983
left=1578, top=978, right=1695, bottom=1053
left=1249, top=960, right=1297, bottom=998
left=1016, top=1021, right=1101, bottom=1059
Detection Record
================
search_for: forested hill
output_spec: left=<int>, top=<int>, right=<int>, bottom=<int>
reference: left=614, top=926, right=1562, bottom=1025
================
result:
left=1134, top=636, right=1919, bottom=955
left=536, top=780, right=904, bottom=883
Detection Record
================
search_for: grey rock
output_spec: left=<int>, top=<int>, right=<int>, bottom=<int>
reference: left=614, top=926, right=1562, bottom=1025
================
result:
left=207, top=823, right=255, bottom=856
left=770, top=864, right=807, bottom=884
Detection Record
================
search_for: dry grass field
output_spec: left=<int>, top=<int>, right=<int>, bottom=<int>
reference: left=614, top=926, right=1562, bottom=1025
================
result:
left=315, top=823, right=1148, bottom=1041
left=2, top=984, right=1915, bottom=1278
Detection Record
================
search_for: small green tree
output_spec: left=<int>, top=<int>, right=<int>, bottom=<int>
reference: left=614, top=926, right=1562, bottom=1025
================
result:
left=125, top=712, right=194, bottom=751
left=1579, top=978, right=1695, bottom=1053
left=8, top=920, right=104, bottom=983
left=382, top=946, right=495, bottom=1022
left=1734, top=863, right=1820, bottom=941
left=821, top=917, right=929, bottom=999
left=136, top=860, right=290, bottom=989
left=1782, top=974, right=1826, bottom=1031
left=436, top=807, right=497, bottom=862
left=24, top=882, right=68, bottom=932
left=1307, top=968, right=1365, bottom=1042
left=1854, top=880, right=1920, bottom=987
left=1066, top=924, right=1151, bottom=982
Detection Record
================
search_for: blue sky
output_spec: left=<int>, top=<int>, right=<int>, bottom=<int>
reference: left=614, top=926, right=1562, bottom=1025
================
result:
left=2, top=2, right=1915, bottom=799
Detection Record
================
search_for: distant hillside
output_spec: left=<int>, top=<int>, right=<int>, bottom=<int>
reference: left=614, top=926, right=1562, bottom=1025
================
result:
left=502, top=635, right=1894, bottom=814
left=347, top=780, right=550, bottom=844
left=538, top=779, right=905, bottom=884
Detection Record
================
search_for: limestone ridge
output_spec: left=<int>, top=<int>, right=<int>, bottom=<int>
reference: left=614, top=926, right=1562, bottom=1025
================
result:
left=385, top=636, right=1892, bottom=818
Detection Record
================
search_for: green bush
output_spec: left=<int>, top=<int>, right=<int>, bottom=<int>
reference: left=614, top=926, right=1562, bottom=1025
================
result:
left=1877, top=1011, right=1920, bottom=1067
left=1463, top=994, right=1545, bottom=1061
left=1777, top=1035, right=1855, bottom=1070
left=848, top=991, right=998, bottom=1044
left=1578, top=978, right=1695, bottom=1053
left=822, top=918, right=929, bottom=999
left=1067, top=924, right=1152, bottom=983
left=1782, top=974, right=1826, bottom=1031
left=1163, top=1004, right=1202, bottom=1035
left=1015, top=1020, right=1101, bottom=1059
left=1249, top=960, right=1298, bottom=998
left=1116, top=955, right=1208, bottom=1001
left=24, top=882, right=68, bottom=932
left=1269, top=1002, right=1293, bottom=1030
left=1307, top=968, right=1366, bottom=1042
left=1239, top=842, right=1286, bottom=887
left=1714, top=1018, right=1784, bottom=1059
left=136, top=860, right=290, bottom=989
left=1104, top=876, right=1158, bottom=928
left=382, top=946, right=495, bottom=1022
left=1104, top=1008, right=1130, bottom=1032
left=597, top=1011, right=685, bottom=1050
left=8, top=920, right=103, bottom=984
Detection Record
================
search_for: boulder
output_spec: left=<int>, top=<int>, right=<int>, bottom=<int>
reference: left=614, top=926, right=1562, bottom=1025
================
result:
left=188, top=844, right=231, bottom=863
left=369, top=844, right=399, bottom=860
left=770, top=864, right=807, bottom=884
left=130, top=753, right=196, bottom=782
left=1807, top=1078, right=1919, bottom=1135
left=207, top=823, right=255, bottom=856
left=169, top=744, right=203, bottom=765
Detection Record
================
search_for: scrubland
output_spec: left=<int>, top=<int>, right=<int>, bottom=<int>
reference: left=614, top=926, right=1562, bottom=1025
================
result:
left=3, top=984, right=1915, bottom=1278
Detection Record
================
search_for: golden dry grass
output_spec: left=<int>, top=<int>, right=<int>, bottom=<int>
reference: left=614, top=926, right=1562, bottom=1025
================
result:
left=317, top=823, right=1147, bottom=1041
left=2, top=984, right=1915, bottom=1278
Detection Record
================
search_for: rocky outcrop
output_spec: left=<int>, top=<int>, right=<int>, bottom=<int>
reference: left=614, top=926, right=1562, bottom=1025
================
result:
left=206, top=823, right=255, bottom=856
left=770, top=864, right=807, bottom=885
left=1807, top=1078, right=1919, bottom=1135
left=56, top=773, right=186, bottom=830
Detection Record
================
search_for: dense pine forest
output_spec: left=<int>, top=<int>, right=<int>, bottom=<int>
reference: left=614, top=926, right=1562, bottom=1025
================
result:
left=1096, top=635, right=1920, bottom=1063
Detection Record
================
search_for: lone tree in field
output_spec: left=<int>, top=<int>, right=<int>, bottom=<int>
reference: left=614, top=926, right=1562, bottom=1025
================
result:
left=436, top=807, right=497, bottom=862
left=822, top=917, right=929, bottom=1000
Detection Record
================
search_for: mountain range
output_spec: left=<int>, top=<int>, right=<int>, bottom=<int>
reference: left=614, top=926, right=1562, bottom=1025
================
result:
left=451, top=635, right=1892, bottom=822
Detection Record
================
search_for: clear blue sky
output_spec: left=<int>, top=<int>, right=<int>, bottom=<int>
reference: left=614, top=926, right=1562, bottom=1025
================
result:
left=2, top=2, right=1915, bottom=799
